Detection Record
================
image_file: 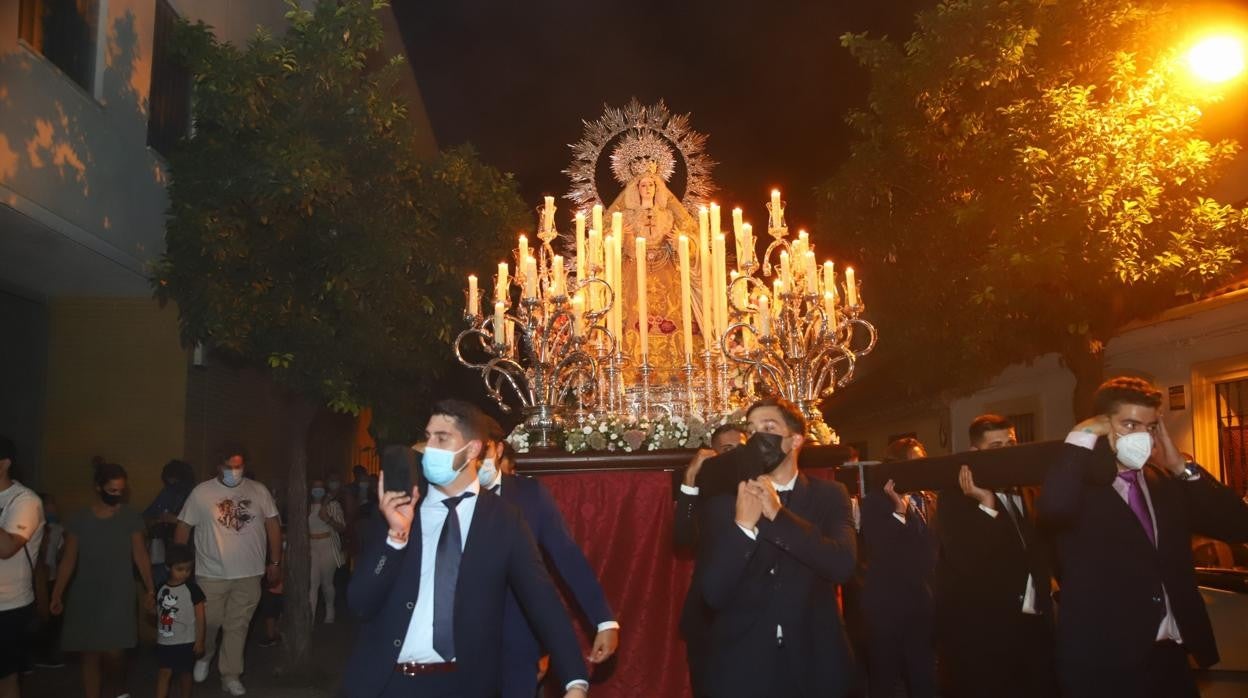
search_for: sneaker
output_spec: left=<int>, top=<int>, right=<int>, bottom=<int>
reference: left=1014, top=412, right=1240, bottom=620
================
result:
left=222, top=677, right=246, bottom=696
left=116, top=694, right=131, bottom=698
left=193, top=658, right=211, bottom=683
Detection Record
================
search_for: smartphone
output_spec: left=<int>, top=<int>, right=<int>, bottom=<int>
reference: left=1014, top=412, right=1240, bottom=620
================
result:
left=380, top=445, right=417, bottom=494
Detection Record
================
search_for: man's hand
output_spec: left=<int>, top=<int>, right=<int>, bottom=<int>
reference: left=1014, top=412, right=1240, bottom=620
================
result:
left=589, top=627, right=619, bottom=664
left=158, top=511, right=179, bottom=524
left=143, top=591, right=157, bottom=613
left=265, top=563, right=282, bottom=587
left=748, top=477, right=782, bottom=521
left=883, top=479, right=908, bottom=516
left=50, top=595, right=63, bottom=616
left=683, top=448, right=716, bottom=487
left=734, top=481, right=763, bottom=530
left=1152, top=415, right=1186, bottom=476
left=1074, top=414, right=1111, bottom=437
left=379, top=472, right=419, bottom=539
left=193, top=640, right=204, bottom=657
left=958, top=465, right=996, bottom=509
left=318, top=505, right=331, bottom=522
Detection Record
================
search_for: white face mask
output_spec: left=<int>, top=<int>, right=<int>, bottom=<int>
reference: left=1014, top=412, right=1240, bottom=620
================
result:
left=1115, top=431, right=1152, bottom=471
left=478, top=458, right=498, bottom=487
left=221, top=467, right=244, bottom=487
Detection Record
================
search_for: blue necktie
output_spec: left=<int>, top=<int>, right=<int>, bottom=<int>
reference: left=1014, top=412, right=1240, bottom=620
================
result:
left=433, top=492, right=474, bottom=661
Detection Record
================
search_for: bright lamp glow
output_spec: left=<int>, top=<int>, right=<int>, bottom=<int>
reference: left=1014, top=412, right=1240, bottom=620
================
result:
left=1185, top=34, right=1246, bottom=83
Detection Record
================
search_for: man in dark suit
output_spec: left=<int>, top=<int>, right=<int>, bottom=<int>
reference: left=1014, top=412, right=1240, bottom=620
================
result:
left=477, top=436, right=618, bottom=697
left=1038, top=377, right=1248, bottom=698
left=343, top=400, right=589, bottom=698
left=858, top=437, right=939, bottom=698
left=674, top=424, right=747, bottom=696
left=934, top=415, right=1056, bottom=698
left=696, top=398, right=858, bottom=698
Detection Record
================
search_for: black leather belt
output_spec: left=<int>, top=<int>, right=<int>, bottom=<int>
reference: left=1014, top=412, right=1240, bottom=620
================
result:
left=395, top=661, right=456, bottom=676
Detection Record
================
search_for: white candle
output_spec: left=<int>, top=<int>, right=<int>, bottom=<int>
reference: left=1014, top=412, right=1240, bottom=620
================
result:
left=713, top=232, right=728, bottom=339
left=796, top=230, right=809, bottom=260
left=587, top=228, right=601, bottom=273
left=805, top=251, right=818, bottom=295
left=779, top=251, right=792, bottom=291
left=505, top=320, right=514, bottom=349
left=823, top=291, right=838, bottom=329
left=698, top=206, right=712, bottom=349
left=613, top=233, right=623, bottom=340
left=612, top=211, right=623, bottom=240
left=636, top=236, right=649, bottom=358
left=523, top=256, right=537, bottom=299
left=710, top=203, right=721, bottom=240
left=773, top=278, right=785, bottom=314
left=570, top=295, right=584, bottom=336
left=823, top=261, right=835, bottom=296
left=518, top=235, right=528, bottom=266
left=758, top=295, right=771, bottom=337
left=551, top=254, right=564, bottom=297
left=467, top=275, right=478, bottom=316
left=741, top=223, right=753, bottom=267
left=493, top=301, right=505, bottom=344
left=732, top=208, right=743, bottom=237
left=592, top=204, right=603, bottom=237
left=603, top=234, right=615, bottom=318
left=543, top=197, right=555, bottom=234
left=846, top=267, right=858, bottom=307
left=771, top=189, right=783, bottom=229
left=678, top=235, right=693, bottom=361
left=575, top=213, right=586, bottom=281
left=496, top=262, right=509, bottom=301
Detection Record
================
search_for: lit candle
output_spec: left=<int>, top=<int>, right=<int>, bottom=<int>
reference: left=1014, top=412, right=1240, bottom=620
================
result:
left=678, top=235, right=693, bottom=361
left=523, top=256, right=537, bottom=299
left=804, top=251, right=818, bottom=295
left=493, top=301, right=505, bottom=344
left=613, top=233, right=624, bottom=340
left=732, top=208, right=743, bottom=237
left=612, top=211, right=623, bottom=240
left=770, top=189, right=783, bottom=229
left=592, top=204, right=603, bottom=237
left=636, top=236, right=649, bottom=358
left=758, top=295, right=771, bottom=337
left=713, top=232, right=728, bottom=339
left=710, top=203, right=721, bottom=240
left=823, top=291, right=838, bottom=329
left=467, top=275, right=478, bottom=316
left=543, top=196, right=555, bottom=234
left=603, top=234, right=615, bottom=318
left=823, top=261, right=835, bottom=296
left=505, top=320, right=514, bottom=349
left=518, top=235, right=529, bottom=266
left=698, top=206, right=713, bottom=350
left=846, top=267, right=858, bottom=307
left=587, top=227, right=601, bottom=274
left=575, top=213, right=586, bottom=280
left=796, top=230, right=809, bottom=260
left=496, top=262, right=509, bottom=302
left=570, top=294, right=584, bottom=336
left=779, top=251, right=792, bottom=291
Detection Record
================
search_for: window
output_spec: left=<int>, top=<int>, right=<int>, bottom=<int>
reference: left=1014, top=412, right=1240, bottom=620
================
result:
left=1008, top=412, right=1037, bottom=443
left=18, top=0, right=99, bottom=92
left=147, top=0, right=192, bottom=157
left=1215, top=378, right=1248, bottom=496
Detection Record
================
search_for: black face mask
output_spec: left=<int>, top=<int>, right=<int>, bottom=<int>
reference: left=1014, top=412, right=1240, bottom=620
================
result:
left=99, top=490, right=123, bottom=506
left=694, top=431, right=789, bottom=498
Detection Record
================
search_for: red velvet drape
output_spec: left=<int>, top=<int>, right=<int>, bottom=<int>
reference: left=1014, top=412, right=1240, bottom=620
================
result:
left=535, top=470, right=694, bottom=698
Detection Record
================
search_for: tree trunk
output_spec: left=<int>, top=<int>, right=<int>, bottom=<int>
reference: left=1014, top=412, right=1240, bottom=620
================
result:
left=279, top=396, right=318, bottom=674
left=1063, top=341, right=1106, bottom=421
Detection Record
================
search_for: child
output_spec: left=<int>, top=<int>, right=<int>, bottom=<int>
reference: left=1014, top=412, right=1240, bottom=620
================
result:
left=256, top=526, right=286, bottom=647
left=155, top=544, right=205, bottom=698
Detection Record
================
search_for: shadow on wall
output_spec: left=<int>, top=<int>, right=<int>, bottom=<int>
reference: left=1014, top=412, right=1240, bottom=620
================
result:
left=0, top=10, right=168, bottom=263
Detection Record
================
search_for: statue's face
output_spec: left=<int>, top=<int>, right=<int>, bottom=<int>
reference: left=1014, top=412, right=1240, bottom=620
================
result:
left=638, top=176, right=657, bottom=200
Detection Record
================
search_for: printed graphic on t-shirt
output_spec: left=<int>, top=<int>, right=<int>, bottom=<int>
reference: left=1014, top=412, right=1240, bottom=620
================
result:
left=158, top=587, right=180, bottom=637
left=215, top=497, right=256, bottom=532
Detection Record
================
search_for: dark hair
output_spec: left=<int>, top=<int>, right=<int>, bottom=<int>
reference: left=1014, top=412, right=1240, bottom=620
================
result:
left=215, top=443, right=248, bottom=466
left=165, top=543, right=194, bottom=567
left=93, top=462, right=128, bottom=488
left=884, top=437, right=926, bottom=462
left=1093, top=376, right=1163, bottom=416
left=482, top=414, right=505, bottom=443
left=746, top=398, right=807, bottom=435
left=711, top=424, right=747, bottom=443
left=161, top=459, right=195, bottom=488
left=968, top=414, right=1014, bottom=446
left=0, top=437, right=17, bottom=480
left=430, top=399, right=491, bottom=441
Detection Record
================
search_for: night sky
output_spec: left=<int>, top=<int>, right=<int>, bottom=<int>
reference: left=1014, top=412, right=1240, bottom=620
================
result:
left=394, top=1, right=926, bottom=231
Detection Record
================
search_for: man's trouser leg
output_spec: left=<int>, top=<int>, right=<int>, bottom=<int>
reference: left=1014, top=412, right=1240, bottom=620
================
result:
left=218, top=576, right=262, bottom=681
left=197, top=577, right=232, bottom=670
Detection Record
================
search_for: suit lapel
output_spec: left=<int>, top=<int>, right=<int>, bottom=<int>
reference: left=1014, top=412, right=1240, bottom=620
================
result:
left=1142, top=465, right=1171, bottom=549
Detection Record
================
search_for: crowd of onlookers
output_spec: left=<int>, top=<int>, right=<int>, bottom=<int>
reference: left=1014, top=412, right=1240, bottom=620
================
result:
left=0, top=437, right=379, bottom=698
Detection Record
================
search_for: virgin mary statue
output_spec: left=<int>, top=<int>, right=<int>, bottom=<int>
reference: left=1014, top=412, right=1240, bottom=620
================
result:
left=604, top=163, right=707, bottom=383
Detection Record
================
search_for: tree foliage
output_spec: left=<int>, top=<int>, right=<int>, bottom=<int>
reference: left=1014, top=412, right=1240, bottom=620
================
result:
left=820, top=0, right=1247, bottom=411
left=153, top=0, right=527, bottom=427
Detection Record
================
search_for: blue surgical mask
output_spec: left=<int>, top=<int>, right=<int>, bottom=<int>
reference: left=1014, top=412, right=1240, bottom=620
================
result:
left=310, top=487, right=325, bottom=500
left=221, top=468, right=244, bottom=487
left=422, top=443, right=472, bottom=486
left=478, top=458, right=498, bottom=487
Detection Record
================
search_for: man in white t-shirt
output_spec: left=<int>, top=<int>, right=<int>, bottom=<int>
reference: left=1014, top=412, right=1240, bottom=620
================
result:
left=0, top=437, right=44, bottom=698
left=175, top=445, right=280, bottom=697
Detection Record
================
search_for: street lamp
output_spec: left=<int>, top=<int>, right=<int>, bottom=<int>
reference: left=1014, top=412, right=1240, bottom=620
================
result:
left=1185, top=33, right=1246, bottom=83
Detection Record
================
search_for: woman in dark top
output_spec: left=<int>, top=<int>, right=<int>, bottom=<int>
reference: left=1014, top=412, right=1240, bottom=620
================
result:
left=51, top=463, right=156, bottom=698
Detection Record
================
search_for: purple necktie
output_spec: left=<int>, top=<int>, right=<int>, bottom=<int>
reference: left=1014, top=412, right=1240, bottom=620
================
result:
left=1116, top=470, right=1156, bottom=547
